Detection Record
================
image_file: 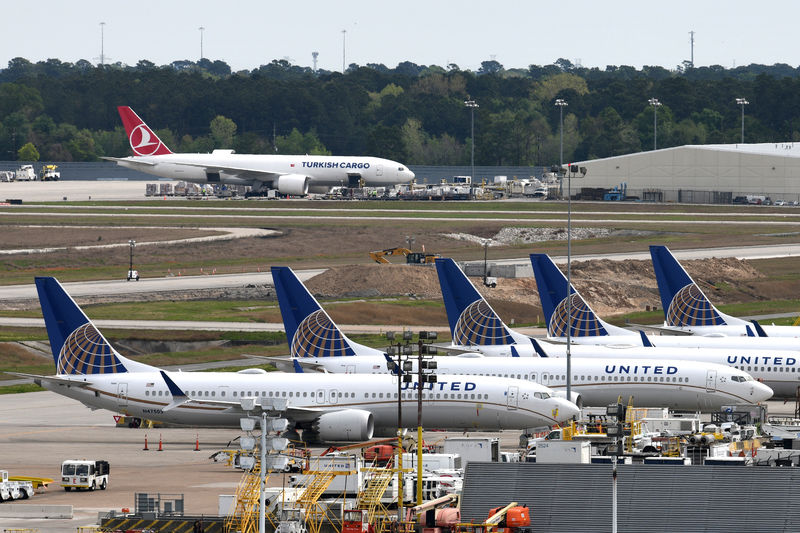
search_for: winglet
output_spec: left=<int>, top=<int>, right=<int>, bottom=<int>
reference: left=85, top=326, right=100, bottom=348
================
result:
left=292, top=359, right=305, bottom=374
left=159, top=370, right=190, bottom=412
left=745, top=324, right=754, bottom=337
left=639, top=330, right=654, bottom=347
left=750, top=320, right=768, bottom=337
left=530, top=339, right=549, bottom=358
left=383, top=353, right=401, bottom=375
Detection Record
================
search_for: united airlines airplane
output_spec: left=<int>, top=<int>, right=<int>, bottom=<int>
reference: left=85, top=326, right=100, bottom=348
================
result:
left=531, top=252, right=800, bottom=351
left=271, top=265, right=772, bottom=411
left=103, top=107, right=415, bottom=196
left=650, top=245, right=800, bottom=337
left=12, top=278, right=578, bottom=441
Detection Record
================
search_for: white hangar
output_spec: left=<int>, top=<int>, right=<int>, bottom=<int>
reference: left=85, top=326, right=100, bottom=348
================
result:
left=573, top=143, right=800, bottom=203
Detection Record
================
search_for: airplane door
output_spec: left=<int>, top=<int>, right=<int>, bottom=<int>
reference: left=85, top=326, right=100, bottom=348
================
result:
left=330, top=389, right=339, bottom=405
left=346, top=365, right=355, bottom=374
left=507, top=386, right=519, bottom=410
left=117, top=383, right=128, bottom=410
left=529, top=373, right=538, bottom=384
left=541, top=373, right=550, bottom=386
left=376, top=164, right=383, bottom=177
left=706, top=370, right=717, bottom=392
left=316, top=389, right=326, bottom=404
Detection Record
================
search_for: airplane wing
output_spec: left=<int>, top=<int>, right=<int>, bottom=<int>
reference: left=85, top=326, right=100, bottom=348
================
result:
left=167, top=161, right=285, bottom=182
left=100, top=156, right=158, bottom=167
left=159, top=370, right=325, bottom=421
left=623, top=323, right=694, bottom=336
left=6, top=372, right=92, bottom=388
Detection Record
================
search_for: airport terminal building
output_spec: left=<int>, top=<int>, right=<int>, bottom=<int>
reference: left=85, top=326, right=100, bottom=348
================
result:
left=573, top=142, right=800, bottom=204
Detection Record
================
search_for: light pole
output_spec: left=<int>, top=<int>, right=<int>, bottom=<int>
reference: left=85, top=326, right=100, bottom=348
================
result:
left=99, top=22, right=106, bottom=66
left=648, top=98, right=662, bottom=150
left=555, top=99, right=568, bottom=172
left=385, top=332, right=412, bottom=525
left=415, top=332, right=437, bottom=506
left=464, top=99, right=479, bottom=182
left=341, top=29, right=347, bottom=73
left=199, top=26, right=205, bottom=61
left=736, top=98, right=749, bottom=144
left=128, top=239, right=135, bottom=273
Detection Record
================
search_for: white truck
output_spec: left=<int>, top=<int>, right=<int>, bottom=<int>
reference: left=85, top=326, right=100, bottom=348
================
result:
left=0, top=470, right=34, bottom=502
left=39, top=164, right=60, bottom=181
left=61, top=459, right=109, bottom=491
left=15, top=164, right=36, bottom=181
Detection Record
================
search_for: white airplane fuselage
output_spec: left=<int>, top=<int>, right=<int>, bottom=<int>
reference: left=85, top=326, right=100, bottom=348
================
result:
left=116, top=153, right=414, bottom=192
left=42, top=370, right=574, bottom=433
left=290, top=355, right=772, bottom=411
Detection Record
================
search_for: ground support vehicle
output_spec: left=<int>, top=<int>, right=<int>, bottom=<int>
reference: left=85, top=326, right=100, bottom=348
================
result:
left=61, top=459, right=109, bottom=491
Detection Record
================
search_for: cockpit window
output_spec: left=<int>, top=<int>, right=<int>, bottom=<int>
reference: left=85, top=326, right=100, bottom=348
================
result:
left=398, top=167, right=405, bottom=171
left=730, top=375, right=749, bottom=382
left=534, top=392, right=550, bottom=399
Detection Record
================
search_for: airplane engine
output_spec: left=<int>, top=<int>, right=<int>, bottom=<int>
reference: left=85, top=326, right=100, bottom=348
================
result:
left=312, top=409, right=374, bottom=441
left=276, top=174, right=310, bottom=196
left=553, top=390, right=583, bottom=409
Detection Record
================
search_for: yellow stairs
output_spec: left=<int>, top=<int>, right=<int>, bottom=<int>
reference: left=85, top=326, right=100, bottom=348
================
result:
left=356, top=467, right=396, bottom=527
left=224, top=465, right=265, bottom=533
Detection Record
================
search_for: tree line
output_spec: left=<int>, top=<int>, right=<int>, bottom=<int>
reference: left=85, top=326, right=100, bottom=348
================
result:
left=2, top=56, right=800, bottom=166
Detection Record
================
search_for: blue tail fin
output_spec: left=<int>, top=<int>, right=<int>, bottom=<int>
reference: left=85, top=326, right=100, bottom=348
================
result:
left=529, top=254, right=611, bottom=338
left=435, top=258, right=515, bottom=346
left=271, top=267, right=358, bottom=358
left=35, top=277, right=128, bottom=375
left=649, top=246, right=727, bottom=327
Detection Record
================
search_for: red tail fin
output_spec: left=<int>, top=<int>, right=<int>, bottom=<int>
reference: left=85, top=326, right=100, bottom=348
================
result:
left=117, top=106, right=172, bottom=156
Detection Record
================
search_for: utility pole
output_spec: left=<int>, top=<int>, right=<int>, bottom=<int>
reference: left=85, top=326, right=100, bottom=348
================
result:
left=341, top=30, right=347, bottom=73
left=199, top=26, right=205, bottom=61
left=689, top=30, right=695, bottom=68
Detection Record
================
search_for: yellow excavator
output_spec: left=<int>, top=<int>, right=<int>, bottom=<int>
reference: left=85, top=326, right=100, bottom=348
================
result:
left=369, top=247, right=440, bottom=264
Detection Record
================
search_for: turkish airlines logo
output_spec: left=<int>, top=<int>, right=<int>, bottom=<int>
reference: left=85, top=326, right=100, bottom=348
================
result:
left=130, top=124, right=163, bottom=156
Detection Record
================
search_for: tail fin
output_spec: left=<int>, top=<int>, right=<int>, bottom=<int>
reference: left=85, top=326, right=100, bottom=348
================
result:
left=649, top=245, right=745, bottom=328
left=35, top=277, right=130, bottom=375
left=530, top=253, right=633, bottom=338
left=435, top=258, right=524, bottom=346
left=117, top=106, right=172, bottom=156
left=271, top=267, right=378, bottom=358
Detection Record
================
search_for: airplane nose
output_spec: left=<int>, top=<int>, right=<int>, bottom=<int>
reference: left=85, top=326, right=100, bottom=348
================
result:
left=552, top=398, right=580, bottom=423
left=753, top=382, right=774, bottom=402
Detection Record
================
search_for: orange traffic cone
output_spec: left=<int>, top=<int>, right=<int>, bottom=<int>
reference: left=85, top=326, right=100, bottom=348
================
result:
left=143, top=434, right=149, bottom=451
left=194, top=434, right=200, bottom=451
left=158, top=434, right=163, bottom=451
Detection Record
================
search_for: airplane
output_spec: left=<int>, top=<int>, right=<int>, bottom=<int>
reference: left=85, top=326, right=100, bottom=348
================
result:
left=434, top=255, right=798, bottom=398
left=13, top=277, right=579, bottom=441
left=284, top=354, right=772, bottom=413
left=650, top=245, right=800, bottom=337
left=529, top=253, right=800, bottom=397
left=271, top=263, right=772, bottom=410
left=103, top=106, right=415, bottom=196
left=531, top=251, right=800, bottom=351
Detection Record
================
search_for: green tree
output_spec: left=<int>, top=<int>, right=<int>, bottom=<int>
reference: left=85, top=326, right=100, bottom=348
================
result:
left=18, top=142, right=39, bottom=161
left=210, top=115, right=237, bottom=148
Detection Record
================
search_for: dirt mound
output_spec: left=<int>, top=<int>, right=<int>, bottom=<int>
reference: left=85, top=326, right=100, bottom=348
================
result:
left=304, top=257, right=763, bottom=319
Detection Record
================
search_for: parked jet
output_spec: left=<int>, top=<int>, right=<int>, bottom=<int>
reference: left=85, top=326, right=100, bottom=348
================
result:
left=14, top=277, right=578, bottom=440
left=650, top=245, right=799, bottom=337
left=271, top=263, right=772, bottom=410
left=103, top=106, right=415, bottom=196
left=532, top=251, right=800, bottom=351
left=272, top=265, right=578, bottom=417
left=530, top=253, right=800, bottom=397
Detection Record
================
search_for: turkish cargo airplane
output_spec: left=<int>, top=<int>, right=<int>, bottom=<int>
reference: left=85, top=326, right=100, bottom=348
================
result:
left=12, top=277, right=577, bottom=440
left=650, top=245, right=800, bottom=337
left=103, top=106, right=415, bottom=195
left=270, top=264, right=772, bottom=410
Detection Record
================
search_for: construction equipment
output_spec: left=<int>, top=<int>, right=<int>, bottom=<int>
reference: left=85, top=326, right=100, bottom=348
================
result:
left=369, top=247, right=440, bottom=265
left=38, top=164, right=60, bottom=181
left=486, top=502, right=531, bottom=533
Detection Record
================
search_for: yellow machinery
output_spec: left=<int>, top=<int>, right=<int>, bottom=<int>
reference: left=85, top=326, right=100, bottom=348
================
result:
left=369, top=247, right=440, bottom=264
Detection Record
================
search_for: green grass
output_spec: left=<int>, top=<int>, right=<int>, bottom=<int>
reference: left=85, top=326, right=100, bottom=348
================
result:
left=0, top=383, right=44, bottom=394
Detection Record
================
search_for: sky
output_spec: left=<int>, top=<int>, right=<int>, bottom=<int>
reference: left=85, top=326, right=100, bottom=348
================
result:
left=2, top=1, right=799, bottom=73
